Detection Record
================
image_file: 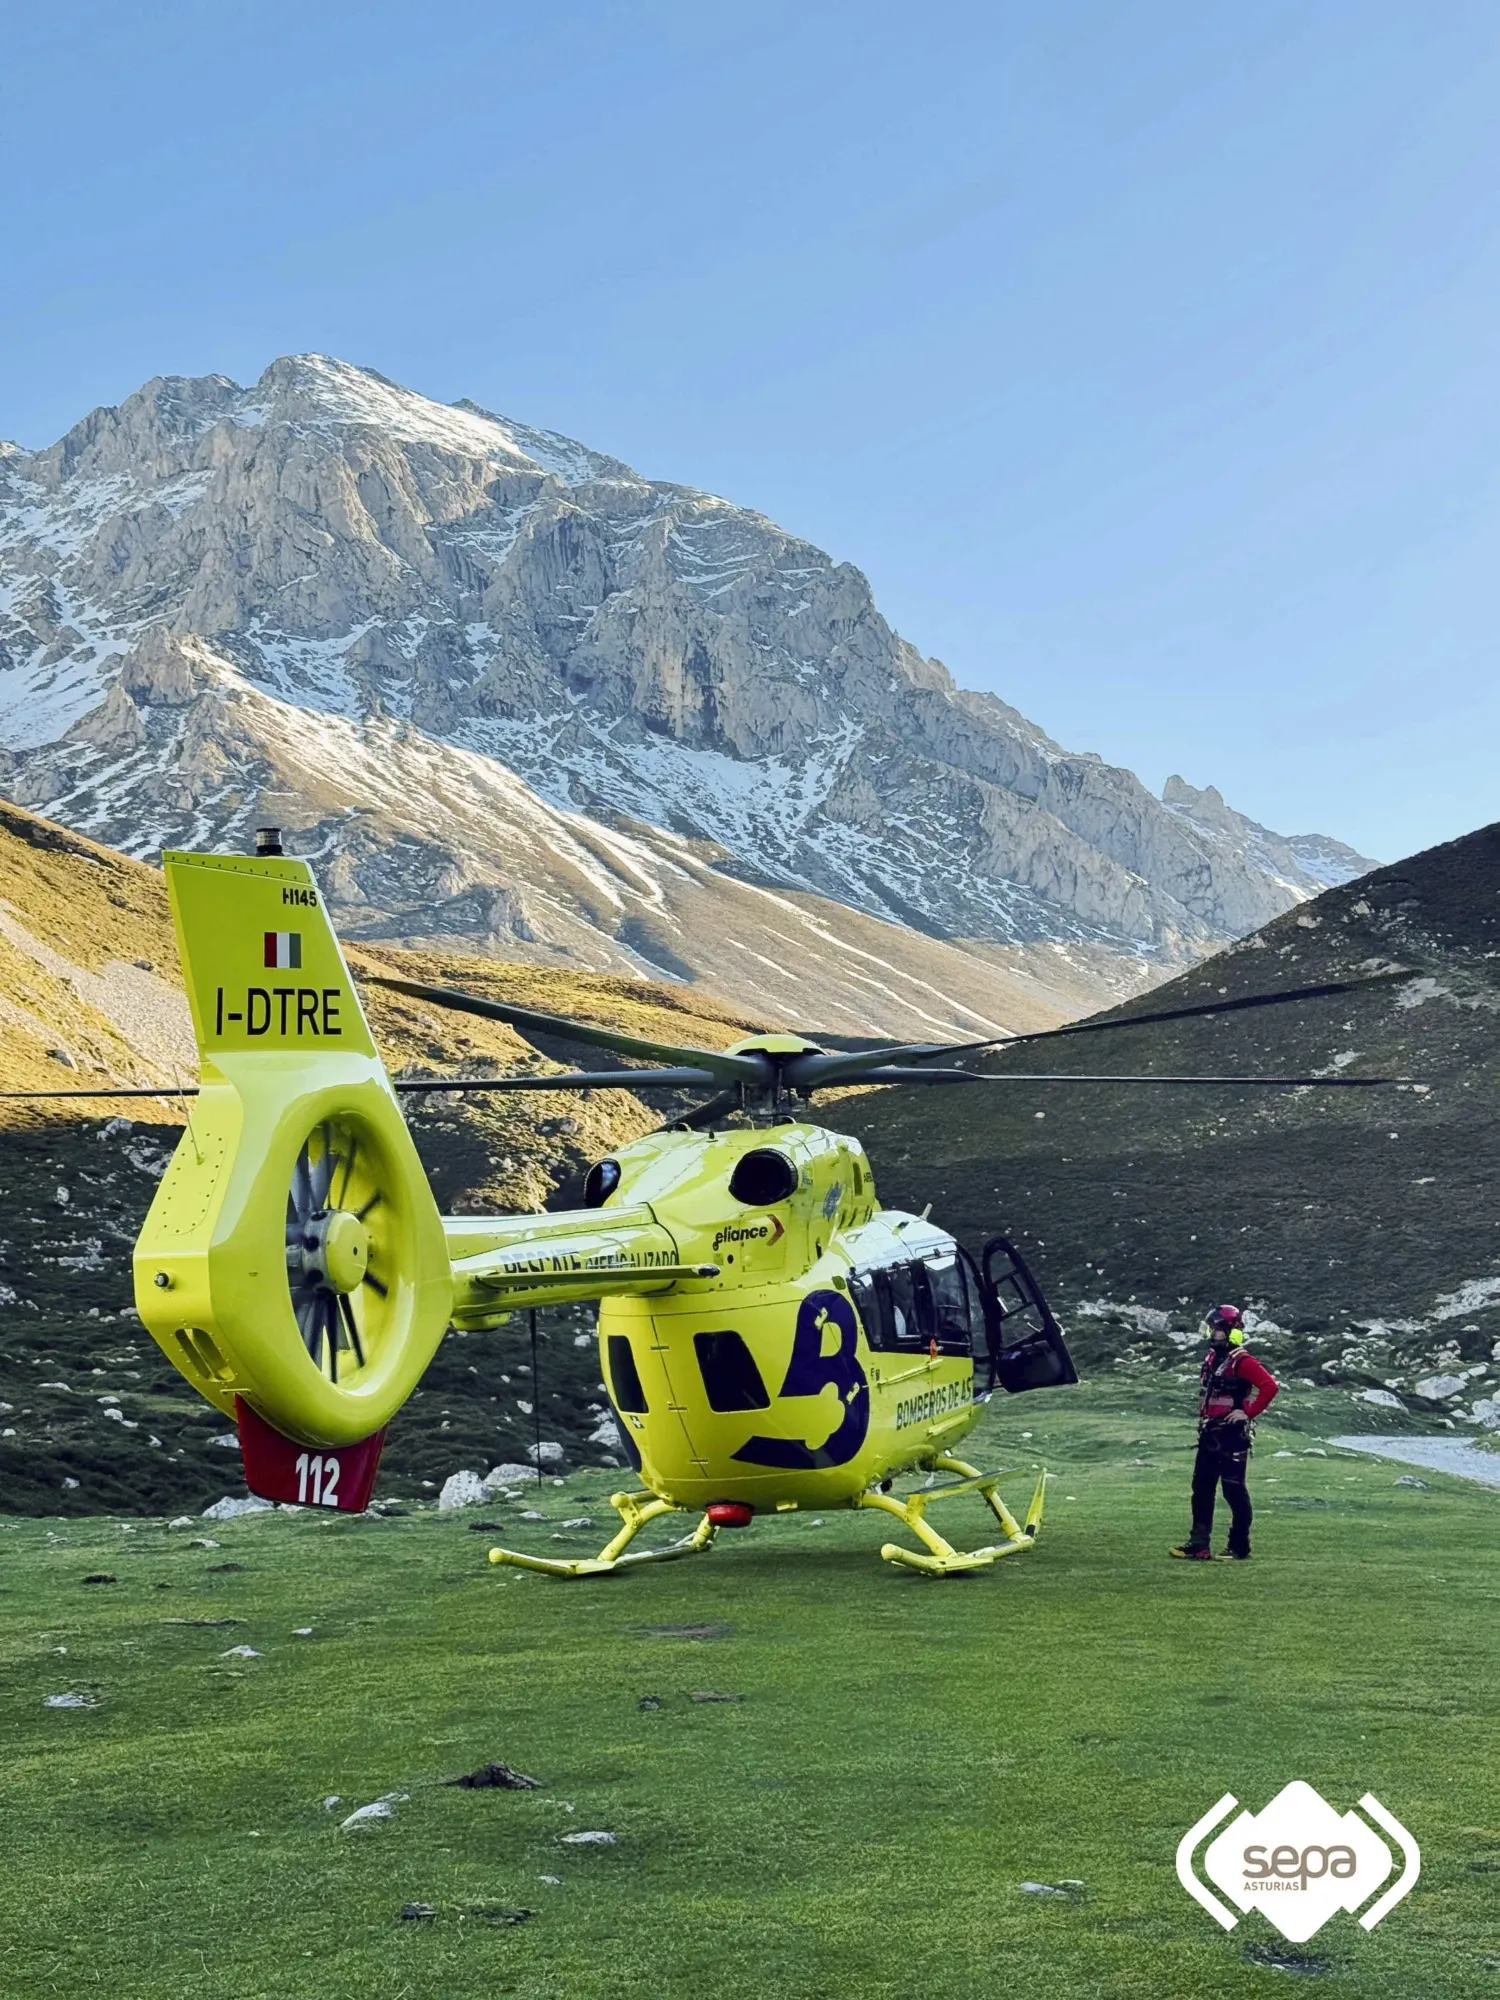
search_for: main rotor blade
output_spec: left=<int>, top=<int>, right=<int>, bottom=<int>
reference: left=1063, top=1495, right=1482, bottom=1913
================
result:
left=845, top=1067, right=1399, bottom=1087
left=671, top=1087, right=746, bottom=1130
left=782, top=1041, right=991, bottom=1089
left=989, top=970, right=1410, bottom=1049
left=360, top=973, right=762, bottom=1081
left=393, top=1066, right=724, bottom=1094
left=0, top=1084, right=200, bottom=1100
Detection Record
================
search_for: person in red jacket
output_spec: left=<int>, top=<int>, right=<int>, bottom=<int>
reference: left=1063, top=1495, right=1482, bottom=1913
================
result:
left=1169, top=1305, right=1279, bottom=1561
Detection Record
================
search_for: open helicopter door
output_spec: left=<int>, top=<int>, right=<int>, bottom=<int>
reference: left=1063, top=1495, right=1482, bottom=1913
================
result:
left=979, top=1237, right=1078, bottom=1394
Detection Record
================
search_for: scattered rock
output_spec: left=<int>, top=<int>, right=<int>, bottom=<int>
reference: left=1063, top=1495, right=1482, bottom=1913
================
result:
left=81, top=1573, right=117, bottom=1585
left=538, top=1874, right=562, bottom=1886
left=321, top=1796, right=342, bottom=1811
left=527, top=1441, right=564, bottom=1467
left=462, top=1905, right=534, bottom=1926
left=445, top=1762, right=541, bottom=1790
left=341, top=1793, right=408, bottom=1831
left=60, top=1477, right=79, bottom=1491
left=559, top=1830, right=616, bottom=1845
left=561, top=1518, right=593, bottom=1529
left=519, top=1510, right=545, bottom=1522
left=1414, top=1374, right=1468, bottom=1403
left=1355, top=1388, right=1404, bottom=1409
left=43, top=1692, right=94, bottom=1709
left=1018, top=1880, right=1070, bottom=1896
left=292, top=1627, right=314, bottom=1637
left=467, top=1521, right=505, bottom=1532
left=398, top=1903, right=437, bottom=1922
left=202, top=1496, right=274, bottom=1521
left=220, top=1645, right=261, bottom=1658
left=438, top=1470, right=487, bottom=1511
left=1242, top=1941, right=1331, bottom=1976
left=1394, top=1475, right=1429, bottom=1489
left=189, top=1537, right=220, bottom=1548
left=637, top=1695, right=663, bottom=1711
left=483, top=1463, right=535, bottom=1489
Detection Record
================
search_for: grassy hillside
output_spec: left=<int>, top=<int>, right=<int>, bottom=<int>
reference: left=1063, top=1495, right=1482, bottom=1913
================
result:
left=1, top=1392, right=1496, bottom=1999
left=825, top=822, right=1500, bottom=1409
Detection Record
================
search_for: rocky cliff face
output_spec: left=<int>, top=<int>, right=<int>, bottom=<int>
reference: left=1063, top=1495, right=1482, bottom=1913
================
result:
left=0, top=355, right=1372, bottom=1033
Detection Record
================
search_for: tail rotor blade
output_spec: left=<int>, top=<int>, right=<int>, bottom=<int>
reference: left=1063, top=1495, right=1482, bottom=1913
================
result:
left=339, top=1293, right=366, bottom=1369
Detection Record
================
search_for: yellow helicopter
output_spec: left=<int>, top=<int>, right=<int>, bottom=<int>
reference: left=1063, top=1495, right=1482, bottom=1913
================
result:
left=14, top=838, right=1395, bottom=1578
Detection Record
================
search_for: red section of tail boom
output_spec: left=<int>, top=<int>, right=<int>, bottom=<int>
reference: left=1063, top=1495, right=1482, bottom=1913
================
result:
left=236, top=1397, right=387, bottom=1512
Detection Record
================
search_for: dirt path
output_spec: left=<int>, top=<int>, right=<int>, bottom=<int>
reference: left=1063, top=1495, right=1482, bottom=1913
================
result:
left=1328, top=1434, right=1500, bottom=1488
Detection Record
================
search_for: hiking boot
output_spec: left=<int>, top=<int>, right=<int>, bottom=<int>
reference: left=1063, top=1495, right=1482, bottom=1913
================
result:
left=1168, top=1544, right=1214, bottom=1560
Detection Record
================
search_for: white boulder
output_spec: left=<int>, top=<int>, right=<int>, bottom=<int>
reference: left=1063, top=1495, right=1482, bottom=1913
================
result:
left=202, top=1495, right=274, bottom=1521
left=1413, top=1374, right=1468, bottom=1403
left=1355, top=1388, right=1404, bottom=1410
left=438, top=1470, right=487, bottom=1511
left=528, top=1441, right=564, bottom=1467
left=482, top=1463, right=536, bottom=1490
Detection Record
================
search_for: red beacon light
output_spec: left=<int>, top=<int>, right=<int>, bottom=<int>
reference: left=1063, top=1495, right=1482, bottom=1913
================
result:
left=706, top=1502, right=755, bottom=1528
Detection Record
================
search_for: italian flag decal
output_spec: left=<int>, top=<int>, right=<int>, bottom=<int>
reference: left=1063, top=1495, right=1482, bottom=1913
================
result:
left=264, top=931, right=302, bottom=969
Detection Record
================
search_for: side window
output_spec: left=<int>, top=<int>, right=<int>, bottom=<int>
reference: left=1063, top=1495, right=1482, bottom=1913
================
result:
left=606, top=1333, right=649, bottom=1414
left=693, top=1330, right=771, bottom=1412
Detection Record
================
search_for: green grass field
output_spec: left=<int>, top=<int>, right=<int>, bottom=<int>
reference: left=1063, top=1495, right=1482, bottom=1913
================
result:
left=4, top=1387, right=1498, bottom=2000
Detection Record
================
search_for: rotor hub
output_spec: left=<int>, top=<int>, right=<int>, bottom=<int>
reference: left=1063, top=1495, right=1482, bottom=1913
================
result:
left=290, top=1207, right=370, bottom=1295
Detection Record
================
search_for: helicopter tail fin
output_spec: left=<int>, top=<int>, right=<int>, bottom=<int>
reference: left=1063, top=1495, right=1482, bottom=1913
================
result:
left=163, top=847, right=378, bottom=1065
left=134, top=850, right=452, bottom=1456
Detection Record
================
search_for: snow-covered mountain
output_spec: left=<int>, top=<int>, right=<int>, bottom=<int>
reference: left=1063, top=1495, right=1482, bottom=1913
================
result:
left=0, top=354, right=1372, bottom=1035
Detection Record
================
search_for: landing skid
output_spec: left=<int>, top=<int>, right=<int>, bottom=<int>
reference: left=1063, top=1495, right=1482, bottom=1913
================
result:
left=857, top=1454, right=1049, bottom=1576
left=484, top=1457, right=1048, bottom=1579
left=487, top=1489, right=719, bottom=1579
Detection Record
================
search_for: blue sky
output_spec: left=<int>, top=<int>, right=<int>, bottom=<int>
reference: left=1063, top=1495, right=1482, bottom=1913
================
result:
left=3, top=1, right=1496, bottom=861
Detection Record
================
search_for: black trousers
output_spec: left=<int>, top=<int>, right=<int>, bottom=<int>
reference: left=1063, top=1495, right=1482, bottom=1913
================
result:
left=1186, top=1431, right=1253, bottom=1556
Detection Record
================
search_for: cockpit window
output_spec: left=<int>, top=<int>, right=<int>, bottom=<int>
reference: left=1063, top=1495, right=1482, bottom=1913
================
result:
left=924, top=1253, right=977, bottom=1355
left=850, top=1253, right=979, bottom=1355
